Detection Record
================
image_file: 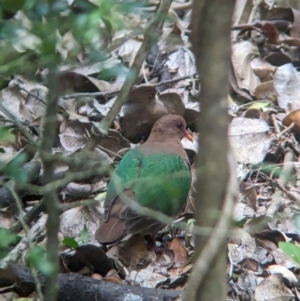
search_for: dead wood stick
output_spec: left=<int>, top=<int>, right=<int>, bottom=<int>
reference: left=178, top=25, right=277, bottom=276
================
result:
left=0, top=263, right=181, bottom=301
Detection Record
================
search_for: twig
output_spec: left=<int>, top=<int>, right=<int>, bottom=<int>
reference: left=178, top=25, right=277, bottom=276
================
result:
left=18, top=87, right=47, bottom=105
left=62, top=73, right=198, bottom=100
left=38, top=73, right=61, bottom=301
left=278, top=122, right=295, bottom=138
left=9, top=199, right=45, bottom=234
left=7, top=182, right=44, bottom=301
left=93, top=0, right=172, bottom=135
left=20, top=164, right=108, bottom=195
left=266, top=148, right=294, bottom=217
left=0, top=103, right=37, bottom=145
left=147, top=0, right=192, bottom=11
left=271, top=113, right=280, bottom=137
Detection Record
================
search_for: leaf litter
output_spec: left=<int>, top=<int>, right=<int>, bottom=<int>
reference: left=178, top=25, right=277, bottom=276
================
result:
left=3, top=0, right=300, bottom=300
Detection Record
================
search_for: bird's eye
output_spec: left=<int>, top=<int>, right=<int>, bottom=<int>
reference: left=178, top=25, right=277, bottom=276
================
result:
left=177, top=122, right=182, bottom=128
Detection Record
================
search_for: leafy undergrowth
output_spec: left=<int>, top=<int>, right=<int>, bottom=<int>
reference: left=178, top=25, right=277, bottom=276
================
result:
left=2, top=0, right=300, bottom=300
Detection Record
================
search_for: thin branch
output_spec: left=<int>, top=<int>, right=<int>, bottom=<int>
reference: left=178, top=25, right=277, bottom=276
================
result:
left=7, top=182, right=44, bottom=301
left=93, top=0, right=172, bottom=135
left=38, top=73, right=61, bottom=301
left=0, top=103, right=37, bottom=145
left=62, top=73, right=198, bottom=100
left=266, top=148, right=294, bottom=217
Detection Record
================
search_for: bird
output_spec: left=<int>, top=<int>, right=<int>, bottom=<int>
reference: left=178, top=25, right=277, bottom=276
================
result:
left=95, top=114, right=193, bottom=247
left=120, top=87, right=185, bottom=142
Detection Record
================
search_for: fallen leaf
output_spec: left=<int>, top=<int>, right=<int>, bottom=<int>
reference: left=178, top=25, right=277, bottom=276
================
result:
left=229, top=117, right=272, bottom=164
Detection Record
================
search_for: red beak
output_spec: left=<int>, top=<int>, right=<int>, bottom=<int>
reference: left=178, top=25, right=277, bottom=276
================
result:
left=184, top=130, right=193, bottom=142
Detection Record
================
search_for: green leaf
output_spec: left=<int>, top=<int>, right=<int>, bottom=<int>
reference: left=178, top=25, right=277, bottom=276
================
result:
left=248, top=101, right=271, bottom=109
left=79, top=225, right=88, bottom=243
left=27, top=245, right=46, bottom=266
left=26, top=245, right=54, bottom=275
left=0, top=227, right=18, bottom=247
left=62, top=237, right=79, bottom=249
left=0, top=227, right=19, bottom=259
left=279, top=241, right=300, bottom=265
left=0, top=128, right=15, bottom=143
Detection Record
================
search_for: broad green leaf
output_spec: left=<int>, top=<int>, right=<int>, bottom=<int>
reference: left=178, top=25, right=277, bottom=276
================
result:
left=62, top=237, right=79, bottom=249
left=279, top=241, right=300, bottom=265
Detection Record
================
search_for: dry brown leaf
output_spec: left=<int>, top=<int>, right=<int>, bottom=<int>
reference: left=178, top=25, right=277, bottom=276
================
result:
left=59, top=120, right=88, bottom=152
left=166, top=238, right=188, bottom=268
left=114, top=235, right=156, bottom=268
left=229, top=117, right=272, bottom=164
left=254, top=274, right=294, bottom=301
left=283, top=109, right=300, bottom=132
left=254, top=81, right=277, bottom=100
left=231, top=41, right=260, bottom=95
left=251, top=57, right=276, bottom=82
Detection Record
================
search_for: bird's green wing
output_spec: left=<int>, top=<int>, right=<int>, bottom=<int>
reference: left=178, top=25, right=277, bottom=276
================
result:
left=105, top=148, right=190, bottom=218
left=134, top=152, right=191, bottom=216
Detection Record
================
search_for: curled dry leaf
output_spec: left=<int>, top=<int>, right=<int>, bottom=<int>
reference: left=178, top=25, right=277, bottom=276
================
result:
left=229, top=117, right=272, bottom=164
left=251, top=57, right=276, bottom=81
left=273, top=63, right=300, bottom=112
left=283, top=109, right=300, bottom=133
left=254, top=81, right=277, bottom=100
left=254, top=274, right=294, bottom=301
left=59, top=120, right=88, bottom=152
left=60, top=119, right=129, bottom=155
left=267, top=264, right=298, bottom=284
left=231, top=41, right=260, bottom=95
left=166, top=238, right=188, bottom=268
left=111, top=235, right=156, bottom=268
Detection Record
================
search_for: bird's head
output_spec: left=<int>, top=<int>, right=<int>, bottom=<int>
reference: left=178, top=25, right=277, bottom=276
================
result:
left=150, top=115, right=193, bottom=142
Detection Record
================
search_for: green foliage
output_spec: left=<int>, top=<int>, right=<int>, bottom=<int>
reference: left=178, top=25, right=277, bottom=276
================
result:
left=0, top=127, right=15, bottom=143
left=0, top=0, right=131, bottom=76
left=62, top=225, right=89, bottom=248
left=26, top=245, right=54, bottom=275
left=1, top=151, right=29, bottom=183
left=279, top=241, right=300, bottom=265
left=0, top=227, right=19, bottom=259
left=79, top=224, right=89, bottom=243
left=62, top=237, right=79, bottom=249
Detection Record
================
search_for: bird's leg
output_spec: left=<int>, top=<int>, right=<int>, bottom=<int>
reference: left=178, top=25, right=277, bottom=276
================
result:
left=145, top=234, right=165, bottom=253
